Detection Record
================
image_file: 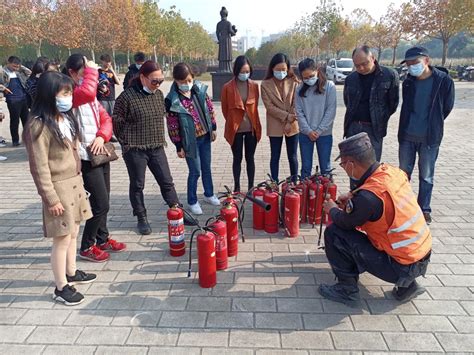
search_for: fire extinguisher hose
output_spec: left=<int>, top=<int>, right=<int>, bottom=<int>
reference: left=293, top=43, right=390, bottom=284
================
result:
left=317, top=179, right=332, bottom=248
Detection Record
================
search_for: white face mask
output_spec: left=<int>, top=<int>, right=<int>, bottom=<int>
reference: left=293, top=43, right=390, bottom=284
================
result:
left=142, top=85, right=156, bottom=94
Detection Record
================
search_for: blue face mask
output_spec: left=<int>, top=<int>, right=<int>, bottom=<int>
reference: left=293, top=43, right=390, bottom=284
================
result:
left=178, top=81, right=193, bottom=92
left=303, top=77, right=317, bottom=86
left=56, top=96, right=73, bottom=112
left=273, top=70, right=287, bottom=80
left=238, top=73, right=250, bottom=81
left=136, top=64, right=142, bottom=70
left=408, top=62, right=425, bottom=77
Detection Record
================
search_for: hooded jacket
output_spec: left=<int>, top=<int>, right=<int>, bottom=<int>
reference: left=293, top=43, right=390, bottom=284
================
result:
left=123, top=64, right=141, bottom=91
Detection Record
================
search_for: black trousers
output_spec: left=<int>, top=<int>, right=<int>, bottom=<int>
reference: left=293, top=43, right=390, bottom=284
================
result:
left=123, top=147, right=179, bottom=216
left=81, top=161, right=110, bottom=251
left=7, top=99, right=29, bottom=144
left=231, top=132, right=258, bottom=191
left=324, top=224, right=430, bottom=287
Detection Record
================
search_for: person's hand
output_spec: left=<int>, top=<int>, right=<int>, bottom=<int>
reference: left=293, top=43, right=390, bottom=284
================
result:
left=89, top=136, right=105, bottom=155
left=284, top=122, right=292, bottom=135
left=335, top=192, right=353, bottom=209
left=3, top=87, right=12, bottom=95
left=323, top=198, right=338, bottom=215
left=48, top=202, right=65, bottom=217
left=84, top=56, right=98, bottom=70
left=308, top=131, right=319, bottom=141
left=211, top=131, right=217, bottom=142
left=177, top=149, right=185, bottom=158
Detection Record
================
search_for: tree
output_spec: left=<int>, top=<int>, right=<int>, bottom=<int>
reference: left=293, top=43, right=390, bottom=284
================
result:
left=382, top=2, right=411, bottom=65
left=49, top=0, right=85, bottom=55
left=408, top=0, right=474, bottom=65
left=245, top=47, right=258, bottom=64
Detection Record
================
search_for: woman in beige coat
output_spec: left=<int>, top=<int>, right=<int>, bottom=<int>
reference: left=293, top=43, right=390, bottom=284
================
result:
left=24, top=71, right=95, bottom=306
left=261, top=53, right=299, bottom=182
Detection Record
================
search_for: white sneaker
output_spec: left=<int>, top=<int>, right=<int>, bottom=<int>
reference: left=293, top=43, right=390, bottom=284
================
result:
left=203, top=195, right=220, bottom=206
left=0, top=155, right=6, bottom=161
left=0, top=143, right=6, bottom=148
left=188, top=202, right=203, bottom=215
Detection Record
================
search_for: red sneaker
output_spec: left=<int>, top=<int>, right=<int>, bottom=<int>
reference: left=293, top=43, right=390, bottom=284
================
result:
left=79, top=245, right=110, bottom=263
left=98, top=238, right=127, bottom=253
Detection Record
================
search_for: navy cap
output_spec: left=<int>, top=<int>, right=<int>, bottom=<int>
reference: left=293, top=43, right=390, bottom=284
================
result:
left=401, top=46, right=429, bottom=64
left=335, top=132, right=373, bottom=161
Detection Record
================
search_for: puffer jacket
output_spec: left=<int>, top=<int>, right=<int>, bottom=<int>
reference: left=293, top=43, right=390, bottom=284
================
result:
left=343, top=62, right=399, bottom=139
left=72, top=67, right=113, bottom=160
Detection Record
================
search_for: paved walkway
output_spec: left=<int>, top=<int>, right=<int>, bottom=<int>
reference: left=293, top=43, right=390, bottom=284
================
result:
left=0, top=81, right=473, bottom=354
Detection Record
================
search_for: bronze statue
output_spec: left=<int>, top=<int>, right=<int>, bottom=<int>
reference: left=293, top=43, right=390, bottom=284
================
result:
left=216, top=7, right=237, bottom=72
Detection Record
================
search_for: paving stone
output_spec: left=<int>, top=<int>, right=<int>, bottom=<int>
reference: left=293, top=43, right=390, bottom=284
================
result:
left=399, top=315, right=456, bottom=332
left=351, top=314, right=403, bottom=331
left=42, top=345, right=96, bottom=355
left=17, top=309, right=71, bottom=325
left=211, top=284, right=254, bottom=297
left=97, top=295, right=145, bottom=310
left=426, top=286, right=474, bottom=300
left=235, top=272, right=275, bottom=284
left=435, top=333, right=474, bottom=352
left=159, top=311, right=207, bottom=328
left=277, top=298, right=323, bottom=313
left=64, top=310, right=116, bottom=326
left=232, top=297, right=276, bottom=312
left=27, top=326, right=82, bottom=344
left=0, top=308, right=26, bottom=324
left=383, top=332, right=443, bottom=352
left=202, top=348, right=253, bottom=355
left=439, top=275, right=474, bottom=286
left=413, top=300, right=467, bottom=315
left=186, top=296, right=232, bottom=311
left=332, top=331, right=387, bottom=351
left=303, top=314, right=353, bottom=330
left=141, top=296, right=188, bottom=310
left=366, top=299, right=419, bottom=315
left=111, top=310, right=161, bottom=327
left=255, top=312, right=303, bottom=330
left=0, top=325, right=35, bottom=343
left=229, top=329, right=280, bottom=348
left=280, top=331, right=333, bottom=350
left=178, top=328, right=229, bottom=346
left=207, top=311, right=254, bottom=328
left=95, top=346, right=148, bottom=355
left=0, top=344, right=44, bottom=354
left=254, top=284, right=298, bottom=298
left=149, top=347, right=202, bottom=355
left=76, top=326, right=131, bottom=345
left=460, top=301, right=474, bottom=315
left=127, top=327, right=179, bottom=346
left=321, top=299, right=370, bottom=314
left=449, top=315, right=474, bottom=333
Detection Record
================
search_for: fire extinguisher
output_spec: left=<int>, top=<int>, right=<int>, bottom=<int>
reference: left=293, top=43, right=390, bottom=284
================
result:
left=325, top=177, right=338, bottom=226
left=167, top=205, right=185, bottom=257
left=188, top=229, right=217, bottom=288
left=294, top=179, right=309, bottom=224
left=220, top=203, right=239, bottom=257
left=264, top=187, right=279, bottom=234
left=206, top=218, right=228, bottom=270
left=252, top=187, right=266, bottom=230
left=284, top=189, right=300, bottom=238
left=308, top=179, right=324, bottom=225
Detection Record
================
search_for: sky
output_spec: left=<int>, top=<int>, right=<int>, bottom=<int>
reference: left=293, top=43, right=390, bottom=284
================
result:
left=158, top=0, right=403, bottom=47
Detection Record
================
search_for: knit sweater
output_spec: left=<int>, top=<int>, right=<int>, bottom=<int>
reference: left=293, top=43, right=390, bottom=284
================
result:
left=24, top=119, right=81, bottom=207
left=112, top=84, right=167, bottom=150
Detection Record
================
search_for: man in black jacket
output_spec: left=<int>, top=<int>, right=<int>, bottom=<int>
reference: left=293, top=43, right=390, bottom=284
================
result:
left=123, top=52, right=145, bottom=91
left=343, top=46, right=399, bottom=161
left=398, top=46, right=455, bottom=224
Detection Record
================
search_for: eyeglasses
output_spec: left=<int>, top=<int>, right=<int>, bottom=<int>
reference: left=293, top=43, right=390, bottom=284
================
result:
left=147, top=77, right=165, bottom=86
left=339, top=160, right=352, bottom=168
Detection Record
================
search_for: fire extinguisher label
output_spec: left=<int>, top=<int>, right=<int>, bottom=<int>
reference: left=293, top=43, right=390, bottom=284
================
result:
left=170, top=233, right=185, bottom=243
left=232, top=217, right=238, bottom=222
left=169, top=218, right=184, bottom=227
left=309, top=190, right=315, bottom=198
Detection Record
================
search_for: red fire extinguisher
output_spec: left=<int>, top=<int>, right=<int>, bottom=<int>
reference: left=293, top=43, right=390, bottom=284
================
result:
left=264, top=188, right=279, bottom=234
left=220, top=203, right=239, bottom=257
left=325, top=178, right=338, bottom=226
left=284, top=189, right=300, bottom=238
left=294, top=179, right=309, bottom=224
left=206, top=218, right=228, bottom=270
left=252, top=187, right=266, bottom=230
left=308, top=179, right=324, bottom=225
left=188, top=229, right=217, bottom=288
left=167, top=205, right=185, bottom=257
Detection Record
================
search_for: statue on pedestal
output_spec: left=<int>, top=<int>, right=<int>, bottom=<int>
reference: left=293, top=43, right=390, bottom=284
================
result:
left=216, top=7, right=237, bottom=72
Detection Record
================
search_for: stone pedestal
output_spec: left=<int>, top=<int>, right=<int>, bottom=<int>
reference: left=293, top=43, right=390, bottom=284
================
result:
left=211, top=71, right=233, bottom=101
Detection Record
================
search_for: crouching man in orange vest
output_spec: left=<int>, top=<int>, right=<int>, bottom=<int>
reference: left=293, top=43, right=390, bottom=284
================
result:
left=320, top=132, right=432, bottom=306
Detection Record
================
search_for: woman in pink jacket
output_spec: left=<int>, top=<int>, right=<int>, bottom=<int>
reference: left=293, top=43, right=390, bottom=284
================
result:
left=64, top=54, right=126, bottom=262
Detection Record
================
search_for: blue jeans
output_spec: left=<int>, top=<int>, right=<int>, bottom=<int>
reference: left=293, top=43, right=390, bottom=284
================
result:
left=399, top=140, right=440, bottom=213
left=185, top=135, right=214, bottom=205
left=269, top=135, right=298, bottom=182
left=299, top=133, right=333, bottom=178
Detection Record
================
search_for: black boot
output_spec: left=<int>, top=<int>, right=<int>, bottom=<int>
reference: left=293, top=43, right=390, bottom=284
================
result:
left=392, top=280, right=426, bottom=302
left=137, top=213, right=152, bottom=235
left=318, top=277, right=360, bottom=307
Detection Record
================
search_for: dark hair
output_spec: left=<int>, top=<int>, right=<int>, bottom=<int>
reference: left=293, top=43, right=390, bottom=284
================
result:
left=7, top=56, right=21, bottom=64
left=172, top=62, right=194, bottom=81
left=264, top=53, right=295, bottom=80
left=100, top=54, right=112, bottom=62
left=62, top=53, right=85, bottom=76
left=233, top=55, right=253, bottom=78
left=26, top=71, right=79, bottom=146
left=134, top=52, right=146, bottom=63
left=30, top=58, right=49, bottom=78
left=344, top=147, right=376, bottom=166
left=298, top=58, right=327, bottom=97
left=352, top=45, right=372, bottom=58
left=130, top=60, right=162, bottom=87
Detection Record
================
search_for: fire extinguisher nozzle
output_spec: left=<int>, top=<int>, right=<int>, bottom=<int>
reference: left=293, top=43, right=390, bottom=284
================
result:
left=187, top=270, right=191, bottom=278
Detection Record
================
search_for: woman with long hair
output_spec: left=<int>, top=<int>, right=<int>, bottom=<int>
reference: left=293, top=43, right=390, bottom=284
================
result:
left=261, top=53, right=300, bottom=182
left=64, top=53, right=126, bottom=262
left=221, top=55, right=262, bottom=192
left=165, top=62, right=220, bottom=215
left=24, top=71, right=96, bottom=305
left=296, top=58, right=337, bottom=177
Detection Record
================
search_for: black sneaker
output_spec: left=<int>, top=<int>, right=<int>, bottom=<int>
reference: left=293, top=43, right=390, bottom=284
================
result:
left=392, top=280, right=426, bottom=302
left=53, top=285, right=84, bottom=306
left=423, top=212, right=432, bottom=225
left=318, top=283, right=361, bottom=307
left=184, top=213, right=198, bottom=226
left=66, top=270, right=97, bottom=286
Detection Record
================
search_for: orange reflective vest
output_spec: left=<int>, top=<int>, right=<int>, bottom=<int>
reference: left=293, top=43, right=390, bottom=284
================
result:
left=357, top=163, right=432, bottom=265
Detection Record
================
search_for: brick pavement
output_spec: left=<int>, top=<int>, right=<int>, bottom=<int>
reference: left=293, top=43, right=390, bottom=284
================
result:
left=0, top=80, right=473, bottom=354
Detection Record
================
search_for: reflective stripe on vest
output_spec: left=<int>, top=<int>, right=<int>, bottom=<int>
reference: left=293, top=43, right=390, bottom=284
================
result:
left=391, top=223, right=429, bottom=250
left=388, top=209, right=423, bottom=234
